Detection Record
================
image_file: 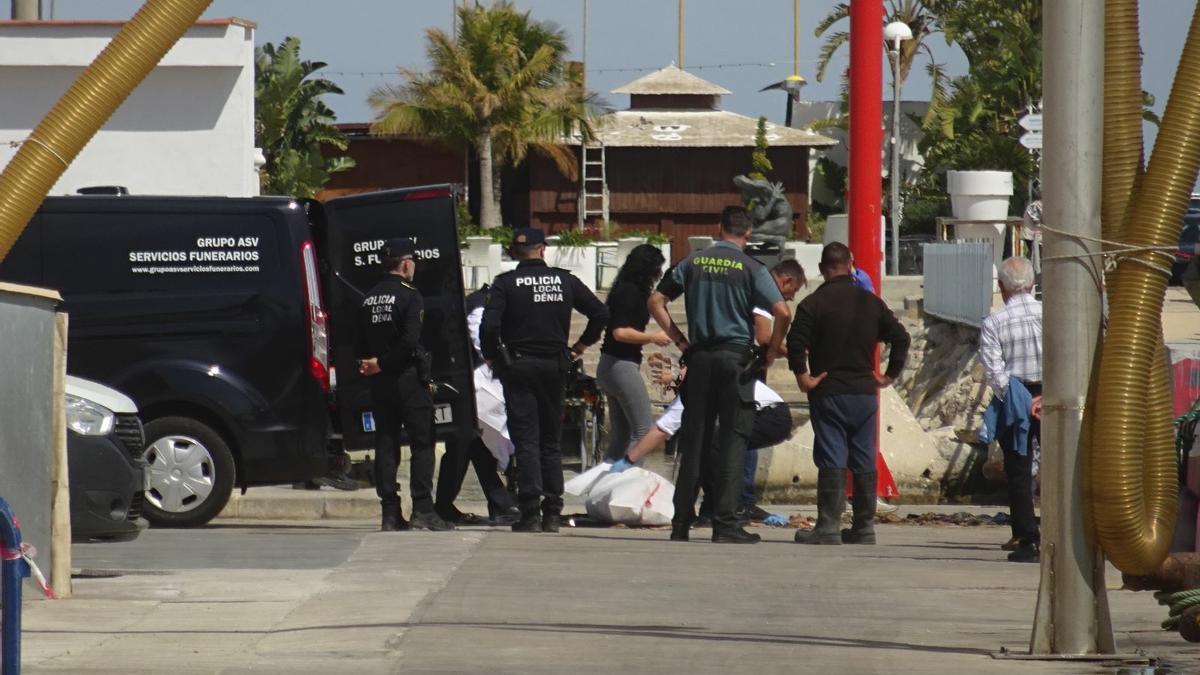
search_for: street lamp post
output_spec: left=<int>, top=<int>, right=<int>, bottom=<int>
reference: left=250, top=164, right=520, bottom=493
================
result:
left=884, top=21, right=912, bottom=276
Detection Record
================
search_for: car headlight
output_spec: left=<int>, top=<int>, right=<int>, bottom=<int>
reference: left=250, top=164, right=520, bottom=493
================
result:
left=65, top=394, right=115, bottom=436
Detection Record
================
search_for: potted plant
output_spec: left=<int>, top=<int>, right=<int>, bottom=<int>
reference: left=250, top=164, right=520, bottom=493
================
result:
left=622, top=229, right=672, bottom=266
left=544, top=228, right=598, bottom=290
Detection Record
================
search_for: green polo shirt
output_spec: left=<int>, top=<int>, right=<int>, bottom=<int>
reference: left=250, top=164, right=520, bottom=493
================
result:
left=657, top=240, right=782, bottom=346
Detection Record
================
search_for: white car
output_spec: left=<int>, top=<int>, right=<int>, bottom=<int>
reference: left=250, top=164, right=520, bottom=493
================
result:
left=66, top=376, right=149, bottom=542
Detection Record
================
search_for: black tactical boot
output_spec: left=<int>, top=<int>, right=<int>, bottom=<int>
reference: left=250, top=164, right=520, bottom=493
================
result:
left=841, top=471, right=877, bottom=544
left=670, top=523, right=690, bottom=541
left=712, top=526, right=762, bottom=544
left=489, top=505, right=521, bottom=526
left=541, top=513, right=562, bottom=533
left=512, top=510, right=543, bottom=533
left=410, top=509, right=455, bottom=531
left=795, top=468, right=846, bottom=545
left=381, top=503, right=409, bottom=532
left=1007, top=539, right=1040, bottom=563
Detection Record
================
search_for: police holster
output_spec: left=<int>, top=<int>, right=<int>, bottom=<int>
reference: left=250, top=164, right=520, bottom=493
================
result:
left=493, top=342, right=516, bottom=376
left=415, top=347, right=434, bottom=385
left=735, top=344, right=761, bottom=404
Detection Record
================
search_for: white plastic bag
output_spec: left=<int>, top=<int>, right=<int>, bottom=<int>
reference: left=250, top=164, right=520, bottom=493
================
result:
left=564, top=462, right=675, bottom=526
left=474, top=365, right=514, bottom=469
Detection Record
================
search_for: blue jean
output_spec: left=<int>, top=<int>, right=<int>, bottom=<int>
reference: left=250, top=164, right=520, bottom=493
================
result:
left=809, top=393, right=878, bottom=474
left=741, top=447, right=758, bottom=508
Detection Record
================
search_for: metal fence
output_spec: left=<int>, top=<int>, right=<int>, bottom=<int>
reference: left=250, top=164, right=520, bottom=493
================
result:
left=922, top=241, right=993, bottom=327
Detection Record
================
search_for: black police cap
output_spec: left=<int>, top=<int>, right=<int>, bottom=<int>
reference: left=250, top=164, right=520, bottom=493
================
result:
left=384, top=238, right=416, bottom=259
left=511, top=228, right=545, bottom=246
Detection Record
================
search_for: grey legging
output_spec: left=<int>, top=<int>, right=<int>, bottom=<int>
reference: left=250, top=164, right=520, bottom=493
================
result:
left=596, top=353, right=654, bottom=462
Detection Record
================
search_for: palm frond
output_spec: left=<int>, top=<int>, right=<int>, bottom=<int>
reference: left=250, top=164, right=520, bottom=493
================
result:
left=815, top=31, right=849, bottom=83
left=813, top=3, right=850, bottom=38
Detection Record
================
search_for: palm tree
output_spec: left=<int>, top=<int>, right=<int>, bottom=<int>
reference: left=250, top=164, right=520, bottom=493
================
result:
left=255, top=37, right=355, bottom=198
left=369, top=1, right=592, bottom=229
left=813, top=0, right=945, bottom=99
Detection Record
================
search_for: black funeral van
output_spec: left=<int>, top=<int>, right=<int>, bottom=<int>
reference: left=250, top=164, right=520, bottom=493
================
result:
left=317, top=184, right=477, bottom=456
left=0, top=195, right=332, bottom=527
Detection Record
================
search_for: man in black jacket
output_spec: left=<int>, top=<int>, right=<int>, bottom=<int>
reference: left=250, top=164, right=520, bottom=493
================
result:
left=358, top=238, right=454, bottom=532
left=787, top=242, right=910, bottom=545
left=481, top=228, right=609, bottom=533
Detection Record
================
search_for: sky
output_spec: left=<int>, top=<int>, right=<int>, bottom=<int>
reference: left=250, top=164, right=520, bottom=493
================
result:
left=40, top=0, right=1197, bottom=152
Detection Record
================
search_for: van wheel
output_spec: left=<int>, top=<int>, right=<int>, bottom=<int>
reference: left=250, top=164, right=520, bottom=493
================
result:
left=141, top=417, right=235, bottom=527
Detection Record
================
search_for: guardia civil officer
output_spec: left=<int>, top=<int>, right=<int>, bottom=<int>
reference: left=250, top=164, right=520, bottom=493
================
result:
left=648, top=206, right=791, bottom=543
left=358, top=238, right=454, bottom=532
left=480, top=228, right=609, bottom=533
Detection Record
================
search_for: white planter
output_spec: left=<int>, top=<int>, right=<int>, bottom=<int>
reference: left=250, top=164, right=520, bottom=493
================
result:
left=822, top=214, right=886, bottom=260
left=487, top=243, right=503, bottom=283
left=824, top=214, right=849, bottom=246
left=947, top=170, right=1013, bottom=221
left=461, top=236, right=495, bottom=289
left=595, top=241, right=619, bottom=289
left=783, top=242, right=823, bottom=280
left=545, top=244, right=599, bottom=291
left=657, top=243, right=671, bottom=265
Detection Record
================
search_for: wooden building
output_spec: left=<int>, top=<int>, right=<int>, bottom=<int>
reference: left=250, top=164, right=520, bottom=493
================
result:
left=317, top=124, right=466, bottom=200
left=529, top=65, right=836, bottom=259
left=319, top=66, right=835, bottom=262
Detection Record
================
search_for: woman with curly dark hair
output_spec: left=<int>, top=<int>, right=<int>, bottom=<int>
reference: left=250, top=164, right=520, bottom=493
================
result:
left=596, top=244, right=671, bottom=462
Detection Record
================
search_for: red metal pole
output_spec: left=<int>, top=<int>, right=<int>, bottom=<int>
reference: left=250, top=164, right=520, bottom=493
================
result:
left=848, top=0, right=883, bottom=291
left=848, top=0, right=888, bottom=504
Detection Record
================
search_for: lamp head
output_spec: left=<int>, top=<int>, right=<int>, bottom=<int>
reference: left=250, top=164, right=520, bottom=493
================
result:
left=884, top=21, right=913, bottom=48
left=783, top=74, right=806, bottom=99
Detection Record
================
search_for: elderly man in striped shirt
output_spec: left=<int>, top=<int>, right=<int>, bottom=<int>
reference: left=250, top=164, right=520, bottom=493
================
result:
left=979, top=256, right=1043, bottom=563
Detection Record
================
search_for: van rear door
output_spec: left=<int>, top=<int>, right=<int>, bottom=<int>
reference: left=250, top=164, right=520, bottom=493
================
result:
left=320, top=185, right=476, bottom=452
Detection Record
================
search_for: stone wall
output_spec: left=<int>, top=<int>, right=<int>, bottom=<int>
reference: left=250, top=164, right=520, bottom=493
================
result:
left=757, top=309, right=1009, bottom=504
left=894, top=314, right=991, bottom=432
left=891, top=311, right=1007, bottom=503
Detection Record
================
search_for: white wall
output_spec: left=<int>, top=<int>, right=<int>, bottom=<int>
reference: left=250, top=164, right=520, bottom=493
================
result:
left=0, top=21, right=258, bottom=197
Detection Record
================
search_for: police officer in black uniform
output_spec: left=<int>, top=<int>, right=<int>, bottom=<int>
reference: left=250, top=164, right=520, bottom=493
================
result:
left=480, top=228, right=609, bottom=532
left=358, top=238, right=453, bottom=532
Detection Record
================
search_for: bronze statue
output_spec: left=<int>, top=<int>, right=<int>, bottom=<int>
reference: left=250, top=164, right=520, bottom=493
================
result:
left=734, top=174, right=793, bottom=250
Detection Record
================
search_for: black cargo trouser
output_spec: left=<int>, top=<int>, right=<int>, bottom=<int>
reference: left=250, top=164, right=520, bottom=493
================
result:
left=673, top=348, right=755, bottom=531
left=371, top=367, right=436, bottom=513
left=500, top=355, right=567, bottom=517
left=435, top=435, right=515, bottom=514
left=1002, top=382, right=1042, bottom=544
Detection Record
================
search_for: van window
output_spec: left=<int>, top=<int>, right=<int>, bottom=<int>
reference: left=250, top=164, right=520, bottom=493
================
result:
left=43, top=212, right=280, bottom=294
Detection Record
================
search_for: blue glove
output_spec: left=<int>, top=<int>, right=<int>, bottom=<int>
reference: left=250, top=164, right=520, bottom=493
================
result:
left=763, top=514, right=788, bottom=527
left=608, top=458, right=634, bottom=473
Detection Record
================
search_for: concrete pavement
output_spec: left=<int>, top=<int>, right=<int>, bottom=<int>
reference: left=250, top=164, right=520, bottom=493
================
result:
left=19, top=512, right=1196, bottom=673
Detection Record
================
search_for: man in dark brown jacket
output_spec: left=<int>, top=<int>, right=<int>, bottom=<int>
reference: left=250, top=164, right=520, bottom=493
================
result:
left=787, top=242, right=910, bottom=545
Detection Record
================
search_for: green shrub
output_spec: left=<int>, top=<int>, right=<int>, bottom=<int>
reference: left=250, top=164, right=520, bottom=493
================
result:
left=621, top=229, right=672, bottom=246
left=487, top=225, right=514, bottom=248
left=553, top=228, right=595, bottom=247
left=748, top=116, right=773, bottom=181
left=595, top=219, right=621, bottom=241
left=806, top=212, right=827, bottom=243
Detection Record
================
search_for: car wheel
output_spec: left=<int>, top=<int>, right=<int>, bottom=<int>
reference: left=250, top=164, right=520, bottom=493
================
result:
left=141, top=417, right=235, bottom=527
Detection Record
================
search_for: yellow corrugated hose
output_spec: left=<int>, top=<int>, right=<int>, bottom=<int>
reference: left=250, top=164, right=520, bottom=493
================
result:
left=1087, top=0, right=1196, bottom=575
left=0, top=0, right=213, bottom=262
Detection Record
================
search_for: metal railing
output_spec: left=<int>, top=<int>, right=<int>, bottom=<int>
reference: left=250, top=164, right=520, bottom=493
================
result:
left=922, top=241, right=994, bottom=327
